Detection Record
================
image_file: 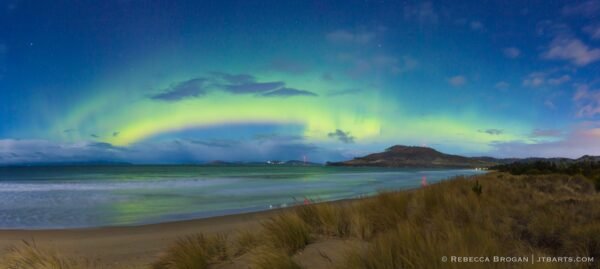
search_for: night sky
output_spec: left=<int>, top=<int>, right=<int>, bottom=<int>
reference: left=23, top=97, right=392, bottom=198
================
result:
left=2, top=0, right=600, bottom=164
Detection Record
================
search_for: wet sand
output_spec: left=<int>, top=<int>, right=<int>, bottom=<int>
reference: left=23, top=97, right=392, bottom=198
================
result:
left=0, top=208, right=288, bottom=268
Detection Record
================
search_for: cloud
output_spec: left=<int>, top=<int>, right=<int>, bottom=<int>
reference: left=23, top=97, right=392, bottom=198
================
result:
left=225, top=81, right=285, bottom=94
left=327, top=88, right=363, bottom=96
left=536, top=21, right=571, bottom=37
left=151, top=78, right=207, bottom=101
left=541, top=36, right=600, bottom=66
left=403, top=1, right=438, bottom=25
left=531, top=129, right=562, bottom=137
left=0, top=140, right=125, bottom=164
left=522, top=72, right=545, bottom=87
left=583, top=24, right=600, bottom=39
left=479, top=129, right=503, bottom=135
left=562, top=0, right=600, bottom=17
left=544, top=100, right=557, bottom=110
left=188, top=139, right=238, bottom=148
left=339, top=53, right=417, bottom=78
left=261, top=88, right=318, bottom=97
left=503, top=47, right=520, bottom=58
left=494, top=81, right=510, bottom=90
left=211, top=72, right=255, bottom=84
left=112, top=131, right=120, bottom=137
left=327, top=129, right=355, bottom=144
left=573, top=84, right=600, bottom=117
left=326, top=29, right=376, bottom=45
left=470, top=21, right=485, bottom=31
left=448, top=75, right=466, bottom=87
left=490, top=123, right=600, bottom=158
left=148, top=72, right=315, bottom=101
left=522, top=71, right=571, bottom=88
left=0, top=138, right=346, bottom=164
left=547, top=74, right=571, bottom=86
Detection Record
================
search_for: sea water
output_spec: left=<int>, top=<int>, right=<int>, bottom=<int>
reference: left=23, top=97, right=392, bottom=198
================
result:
left=0, top=165, right=484, bottom=229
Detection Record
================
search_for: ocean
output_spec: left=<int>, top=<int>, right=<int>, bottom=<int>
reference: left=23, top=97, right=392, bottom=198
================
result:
left=0, top=165, right=485, bottom=229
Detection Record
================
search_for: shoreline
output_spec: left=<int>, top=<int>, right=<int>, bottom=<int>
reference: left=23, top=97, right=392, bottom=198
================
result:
left=0, top=198, right=355, bottom=267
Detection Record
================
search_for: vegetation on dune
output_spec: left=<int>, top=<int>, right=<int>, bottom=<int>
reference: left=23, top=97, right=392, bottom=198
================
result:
left=249, top=247, right=302, bottom=269
left=492, top=160, right=600, bottom=191
left=261, top=213, right=312, bottom=255
left=151, top=233, right=228, bottom=269
left=0, top=241, right=119, bottom=269
left=2, top=171, right=599, bottom=268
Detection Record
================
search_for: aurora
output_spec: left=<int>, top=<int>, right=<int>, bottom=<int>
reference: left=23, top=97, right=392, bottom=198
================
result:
left=1, top=0, right=600, bottom=164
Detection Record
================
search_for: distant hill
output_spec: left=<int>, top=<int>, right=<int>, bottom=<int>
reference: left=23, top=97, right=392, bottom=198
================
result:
left=327, top=145, right=499, bottom=168
left=206, top=160, right=322, bottom=166
left=1, top=160, right=132, bottom=167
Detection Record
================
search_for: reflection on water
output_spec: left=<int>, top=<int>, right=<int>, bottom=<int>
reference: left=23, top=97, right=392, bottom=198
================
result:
left=0, top=165, right=484, bottom=229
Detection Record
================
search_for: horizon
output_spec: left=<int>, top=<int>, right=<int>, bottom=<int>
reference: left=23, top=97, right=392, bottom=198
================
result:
left=3, top=1, right=600, bottom=164
left=1, top=143, right=598, bottom=166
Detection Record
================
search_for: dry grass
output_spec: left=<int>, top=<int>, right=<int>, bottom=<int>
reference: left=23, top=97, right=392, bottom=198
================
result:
left=232, top=229, right=261, bottom=256
left=261, top=213, right=311, bottom=255
left=342, top=173, right=600, bottom=269
left=295, top=202, right=351, bottom=237
left=248, top=247, right=302, bottom=269
left=4, top=172, right=599, bottom=268
left=0, top=241, right=110, bottom=269
left=151, top=233, right=228, bottom=269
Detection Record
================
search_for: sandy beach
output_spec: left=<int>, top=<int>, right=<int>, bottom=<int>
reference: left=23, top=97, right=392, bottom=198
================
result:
left=0, top=208, right=286, bottom=268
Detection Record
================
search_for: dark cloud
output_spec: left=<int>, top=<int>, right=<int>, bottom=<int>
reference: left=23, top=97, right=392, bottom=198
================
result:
left=327, top=129, right=355, bottom=143
left=90, top=134, right=99, bottom=138
left=63, top=129, right=76, bottom=133
left=151, top=78, right=207, bottom=101
left=88, top=142, right=126, bottom=151
left=479, top=129, right=503, bottom=135
left=113, top=131, right=120, bottom=137
left=0, top=138, right=345, bottom=164
left=261, top=87, right=317, bottom=97
left=210, top=72, right=255, bottom=84
left=149, top=72, right=317, bottom=101
left=327, top=88, right=362, bottom=96
left=531, top=129, right=562, bottom=137
left=253, top=133, right=305, bottom=143
left=225, top=81, right=284, bottom=94
left=188, top=139, right=238, bottom=148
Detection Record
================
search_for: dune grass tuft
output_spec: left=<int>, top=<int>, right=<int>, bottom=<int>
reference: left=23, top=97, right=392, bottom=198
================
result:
left=233, top=229, right=261, bottom=256
left=261, top=213, right=311, bottom=254
left=0, top=240, right=106, bottom=269
left=295, top=202, right=351, bottom=237
left=151, top=233, right=228, bottom=269
left=249, top=247, right=302, bottom=269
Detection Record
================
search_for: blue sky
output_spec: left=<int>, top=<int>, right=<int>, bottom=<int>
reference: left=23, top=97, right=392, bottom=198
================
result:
left=1, top=0, right=600, bottom=164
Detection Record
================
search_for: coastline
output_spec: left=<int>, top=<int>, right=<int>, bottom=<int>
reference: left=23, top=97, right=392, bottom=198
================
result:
left=0, top=198, right=354, bottom=268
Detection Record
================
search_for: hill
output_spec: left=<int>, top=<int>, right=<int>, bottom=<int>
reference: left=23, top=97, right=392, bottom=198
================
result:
left=327, top=145, right=498, bottom=168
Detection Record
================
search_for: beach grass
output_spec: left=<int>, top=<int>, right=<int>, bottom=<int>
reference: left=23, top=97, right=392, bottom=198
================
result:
left=151, top=233, right=228, bottom=269
left=2, top=172, right=599, bottom=268
left=261, top=213, right=312, bottom=255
